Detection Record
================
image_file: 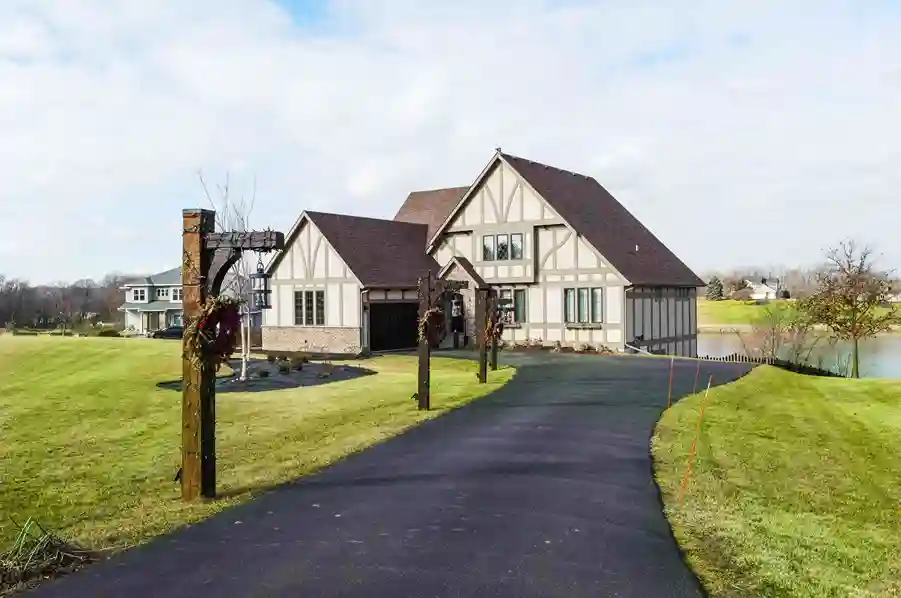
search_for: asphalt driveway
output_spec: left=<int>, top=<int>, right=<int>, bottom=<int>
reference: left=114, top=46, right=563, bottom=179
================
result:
left=28, top=354, right=753, bottom=598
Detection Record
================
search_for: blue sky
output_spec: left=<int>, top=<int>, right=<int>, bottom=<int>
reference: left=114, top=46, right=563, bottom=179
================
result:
left=1, top=0, right=899, bottom=283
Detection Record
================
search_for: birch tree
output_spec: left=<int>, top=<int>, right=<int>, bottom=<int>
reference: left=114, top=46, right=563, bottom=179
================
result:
left=199, top=171, right=259, bottom=381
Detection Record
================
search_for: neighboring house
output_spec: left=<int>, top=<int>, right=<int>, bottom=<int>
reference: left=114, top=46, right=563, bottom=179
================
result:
left=118, top=267, right=184, bottom=333
left=745, top=278, right=781, bottom=301
left=262, top=149, right=705, bottom=357
left=118, top=267, right=259, bottom=335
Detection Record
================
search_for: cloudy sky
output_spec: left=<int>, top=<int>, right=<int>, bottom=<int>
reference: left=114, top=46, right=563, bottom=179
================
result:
left=1, top=0, right=899, bottom=283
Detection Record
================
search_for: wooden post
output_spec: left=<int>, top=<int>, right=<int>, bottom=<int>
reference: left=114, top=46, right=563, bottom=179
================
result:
left=181, top=209, right=216, bottom=501
left=417, top=273, right=431, bottom=410
left=667, top=356, right=674, bottom=408
left=489, top=291, right=499, bottom=371
left=475, top=289, right=488, bottom=383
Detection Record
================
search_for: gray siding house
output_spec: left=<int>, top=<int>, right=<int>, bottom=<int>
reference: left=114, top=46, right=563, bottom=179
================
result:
left=262, top=149, right=704, bottom=357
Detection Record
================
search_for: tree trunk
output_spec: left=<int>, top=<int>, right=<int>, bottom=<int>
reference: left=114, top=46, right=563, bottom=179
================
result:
left=851, top=336, right=860, bottom=378
left=239, top=311, right=249, bottom=381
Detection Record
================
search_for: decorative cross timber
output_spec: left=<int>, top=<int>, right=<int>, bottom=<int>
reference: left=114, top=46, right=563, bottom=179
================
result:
left=181, top=209, right=285, bottom=502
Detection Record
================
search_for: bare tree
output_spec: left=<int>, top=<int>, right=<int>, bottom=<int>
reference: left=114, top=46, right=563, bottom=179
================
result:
left=735, top=302, right=821, bottom=364
left=800, top=239, right=901, bottom=378
left=199, top=170, right=259, bottom=381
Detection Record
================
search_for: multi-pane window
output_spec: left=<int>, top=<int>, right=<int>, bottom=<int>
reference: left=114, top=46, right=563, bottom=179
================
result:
left=513, top=289, right=527, bottom=323
left=156, top=288, right=169, bottom=299
left=510, top=233, right=523, bottom=259
left=315, top=291, right=325, bottom=325
left=304, top=291, right=314, bottom=326
left=294, top=290, right=326, bottom=325
left=482, top=235, right=496, bottom=261
left=499, top=289, right=527, bottom=324
left=591, top=288, right=604, bottom=323
left=173, top=288, right=183, bottom=301
left=133, top=289, right=146, bottom=301
left=564, top=287, right=604, bottom=323
left=496, top=234, right=509, bottom=260
left=481, top=233, right=525, bottom=261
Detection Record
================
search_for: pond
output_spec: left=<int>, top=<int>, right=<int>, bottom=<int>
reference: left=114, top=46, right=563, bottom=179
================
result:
left=698, top=333, right=901, bottom=379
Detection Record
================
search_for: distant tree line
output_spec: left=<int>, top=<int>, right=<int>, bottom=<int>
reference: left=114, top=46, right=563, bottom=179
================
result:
left=0, top=273, right=136, bottom=330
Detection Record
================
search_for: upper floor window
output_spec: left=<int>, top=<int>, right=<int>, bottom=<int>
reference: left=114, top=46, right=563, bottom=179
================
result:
left=482, top=233, right=524, bottom=261
left=156, top=288, right=170, bottom=299
left=172, top=288, right=183, bottom=301
left=132, top=289, right=146, bottom=302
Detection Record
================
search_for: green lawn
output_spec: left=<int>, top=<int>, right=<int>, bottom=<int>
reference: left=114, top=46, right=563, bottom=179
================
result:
left=698, top=298, right=894, bottom=328
left=652, top=366, right=901, bottom=597
left=0, top=336, right=512, bottom=551
left=697, top=299, right=798, bottom=326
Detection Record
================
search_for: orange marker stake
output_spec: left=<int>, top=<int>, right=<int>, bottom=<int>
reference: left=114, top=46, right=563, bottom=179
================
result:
left=678, top=374, right=714, bottom=505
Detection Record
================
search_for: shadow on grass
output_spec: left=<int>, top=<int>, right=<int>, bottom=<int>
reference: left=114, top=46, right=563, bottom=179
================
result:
left=156, top=362, right=377, bottom=394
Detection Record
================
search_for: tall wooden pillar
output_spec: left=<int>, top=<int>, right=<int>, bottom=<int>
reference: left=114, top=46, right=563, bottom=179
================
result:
left=181, top=209, right=216, bottom=501
left=417, top=273, right=431, bottom=410
left=475, top=289, right=488, bottom=383
left=489, top=291, right=499, bottom=371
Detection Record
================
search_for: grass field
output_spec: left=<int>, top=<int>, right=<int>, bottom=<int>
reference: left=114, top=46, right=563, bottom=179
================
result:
left=652, top=366, right=901, bottom=597
left=697, top=299, right=798, bottom=326
left=0, top=336, right=513, bottom=551
left=698, top=298, right=895, bottom=328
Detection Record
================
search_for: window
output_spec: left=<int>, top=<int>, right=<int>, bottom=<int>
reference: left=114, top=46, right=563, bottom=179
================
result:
left=315, top=291, right=325, bottom=325
left=132, top=289, right=145, bottom=302
left=510, top=233, right=523, bottom=260
left=304, top=291, right=314, bottom=325
left=156, top=288, right=169, bottom=299
left=496, top=234, right=509, bottom=260
left=577, top=288, right=590, bottom=323
left=513, top=289, right=527, bottom=323
left=564, top=288, right=576, bottom=323
left=498, top=289, right=527, bottom=324
left=294, top=292, right=304, bottom=325
left=564, top=287, right=604, bottom=324
left=482, top=235, right=496, bottom=261
left=482, top=233, right=525, bottom=261
left=591, top=288, right=604, bottom=323
left=172, top=288, right=183, bottom=301
left=295, top=290, right=326, bottom=326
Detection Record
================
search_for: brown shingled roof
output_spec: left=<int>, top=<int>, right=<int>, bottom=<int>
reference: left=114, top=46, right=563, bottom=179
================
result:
left=500, top=153, right=704, bottom=287
left=306, top=211, right=440, bottom=288
left=393, top=186, right=469, bottom=242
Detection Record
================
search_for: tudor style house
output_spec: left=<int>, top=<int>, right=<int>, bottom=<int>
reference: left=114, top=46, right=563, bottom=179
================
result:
left=262, top=149, right=704, bottom=357
left=119, top=267, right=185, bottom=334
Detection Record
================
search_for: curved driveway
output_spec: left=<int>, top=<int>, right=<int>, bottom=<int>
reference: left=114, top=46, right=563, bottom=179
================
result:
left=29, top=354, right=753, bottom=598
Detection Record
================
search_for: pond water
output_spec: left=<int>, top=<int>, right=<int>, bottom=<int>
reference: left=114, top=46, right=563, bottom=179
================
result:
left=697, top=333, right=901, bottom=379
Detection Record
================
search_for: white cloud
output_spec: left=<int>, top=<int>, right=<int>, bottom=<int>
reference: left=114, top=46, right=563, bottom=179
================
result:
left=0, top=0, right=899, bottom=282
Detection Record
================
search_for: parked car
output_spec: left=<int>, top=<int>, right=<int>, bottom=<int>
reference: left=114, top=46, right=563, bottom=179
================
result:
left=150, top=326, right=184, bottom=339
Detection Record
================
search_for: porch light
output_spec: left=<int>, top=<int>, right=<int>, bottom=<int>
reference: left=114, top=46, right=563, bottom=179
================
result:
left=250, top=257, right=272, bottom=311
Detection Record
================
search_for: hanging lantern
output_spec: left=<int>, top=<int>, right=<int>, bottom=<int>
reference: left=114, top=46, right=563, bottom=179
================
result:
left=250, top=256, right=272, bottom=310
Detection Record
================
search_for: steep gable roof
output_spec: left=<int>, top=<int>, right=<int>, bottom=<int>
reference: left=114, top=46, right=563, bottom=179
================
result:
left=393, top=186, right=469, bottom=243
left=305, top=211, right=440, bottom=288
left=499, top=153, right=704, bottom=287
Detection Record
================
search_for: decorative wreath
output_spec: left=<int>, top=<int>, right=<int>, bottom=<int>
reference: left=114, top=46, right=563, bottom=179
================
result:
left=417, top=307, right=446, bottom=347
left=485, top=319, right=504, bottom=341
left=184, top=295, right=243, bottom=370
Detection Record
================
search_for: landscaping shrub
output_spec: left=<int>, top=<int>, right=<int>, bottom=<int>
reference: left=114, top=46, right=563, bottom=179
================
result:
left=278, top=363, right=291, bottom=375
left=266, top=354, right=276, bottom=363
left=95, top=329, right=120, bottom=338
left=290, top=358, right=304, bottom=371
left=11, top=330, right=38, bottom=336
left=259, top=370, right=270, bottom=378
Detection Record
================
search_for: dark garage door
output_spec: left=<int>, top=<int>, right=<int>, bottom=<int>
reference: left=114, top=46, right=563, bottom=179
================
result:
left=369, top=302, right=419, bottom=352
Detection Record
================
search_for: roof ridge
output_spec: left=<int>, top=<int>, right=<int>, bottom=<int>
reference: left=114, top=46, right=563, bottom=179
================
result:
left=501, top=152, right=593, bottom=180
left=408, top=185, right=470, bottom=195
left=307, top=210, right=426, bottom=227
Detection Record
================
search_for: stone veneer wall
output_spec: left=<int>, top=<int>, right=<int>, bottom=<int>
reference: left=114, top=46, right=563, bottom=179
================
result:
left=262, top=326, right=361, bottom=355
